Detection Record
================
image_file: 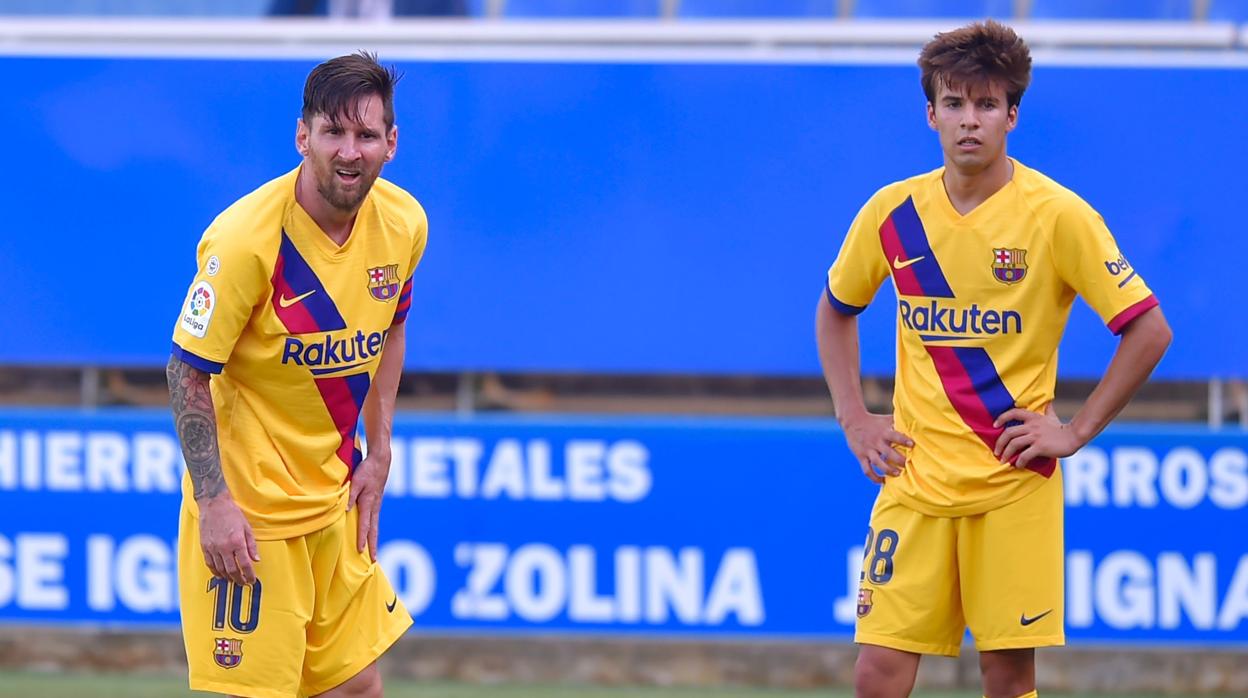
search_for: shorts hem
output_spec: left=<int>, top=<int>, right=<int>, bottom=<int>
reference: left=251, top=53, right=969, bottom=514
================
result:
left=855, top=632, right=961, bottom=658
left=301, top=614, right=414, bottom=696
left=189, top=677, right=294, bottom=698
left=976, top=634, right=1065, bottom=652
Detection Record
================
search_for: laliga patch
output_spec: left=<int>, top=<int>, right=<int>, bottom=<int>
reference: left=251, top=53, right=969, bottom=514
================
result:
left=180, top=281, right=216, bottom=338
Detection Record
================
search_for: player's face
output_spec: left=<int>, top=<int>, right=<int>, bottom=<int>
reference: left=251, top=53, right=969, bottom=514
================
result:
left=927, top=79, right=1017, bottom=174
left=296, top=93, right=397, bottom=213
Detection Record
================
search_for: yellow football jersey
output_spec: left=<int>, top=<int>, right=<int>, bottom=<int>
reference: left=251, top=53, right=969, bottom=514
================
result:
left=172, top=167, right=427, bottom=539
left=827, top=159, right=1157, bottom=516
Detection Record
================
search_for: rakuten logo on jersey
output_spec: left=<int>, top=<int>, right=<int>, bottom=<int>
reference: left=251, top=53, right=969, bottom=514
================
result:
left=898, top=299, right=1022, bottom=337
left=281, top=329, right=387, bottom=373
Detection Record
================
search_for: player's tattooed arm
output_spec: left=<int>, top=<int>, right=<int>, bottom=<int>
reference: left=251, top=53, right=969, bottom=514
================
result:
left=166, top=355, right=225, bottom=500
left=167, top=354, right=259, bottom=585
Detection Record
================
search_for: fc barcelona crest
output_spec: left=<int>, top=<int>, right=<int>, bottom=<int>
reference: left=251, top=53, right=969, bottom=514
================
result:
left=213, top=637, right=243, bottom=669
left=367, top=264, right=401, bottom=302
left=992, top=248, right=1028, bottom=285
left=856, top=588, right=874, bottom=618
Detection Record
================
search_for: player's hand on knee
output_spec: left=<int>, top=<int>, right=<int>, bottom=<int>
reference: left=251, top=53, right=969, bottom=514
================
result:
left=993, top=406, right=1082, bottom=468
left=198, top=494, right=260, bottom=586
left=841, top=412, right=913, bottom=483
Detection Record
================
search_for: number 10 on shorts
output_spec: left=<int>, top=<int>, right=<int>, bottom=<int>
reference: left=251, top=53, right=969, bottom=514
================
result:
left=207, top=578, right=263, bottom=633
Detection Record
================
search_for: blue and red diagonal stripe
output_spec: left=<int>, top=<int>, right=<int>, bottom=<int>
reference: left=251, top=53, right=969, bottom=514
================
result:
left=270, top=231, right=366, bottom=476
left=926, top=345, right=1055, bottom=478
left=878, top=197, right=955, bottom=299
left=314, top=371, right=372, bottom=476
left=271, top=231, right=348, bottom=334
left=390, top=275, right=414, bottom=326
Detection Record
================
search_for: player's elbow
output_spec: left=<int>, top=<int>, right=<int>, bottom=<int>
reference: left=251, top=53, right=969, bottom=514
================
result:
left=1143, top=307, right=1173, bottom=353
left=1123, top=306, right=1173, bottom=361
left=1155, top=313, right=1174, bottom=352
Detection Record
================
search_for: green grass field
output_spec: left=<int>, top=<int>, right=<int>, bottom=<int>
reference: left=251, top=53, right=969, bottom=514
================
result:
left=0, top=673, right=1197, bottom=698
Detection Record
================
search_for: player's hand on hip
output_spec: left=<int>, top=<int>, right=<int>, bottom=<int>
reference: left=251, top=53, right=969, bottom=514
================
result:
left=348, top=452, right=390, bottom=562
left=198, top=494, right=260, bottom=587
left=839, top=412, right=914, bottom=484
left=993, top=405, right=1082, bottom=469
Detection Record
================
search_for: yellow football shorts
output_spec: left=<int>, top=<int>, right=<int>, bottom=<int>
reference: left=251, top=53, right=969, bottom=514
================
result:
left=853, top=468, right=1064, bottom=656
left=178, top=503, right=413, bottom=698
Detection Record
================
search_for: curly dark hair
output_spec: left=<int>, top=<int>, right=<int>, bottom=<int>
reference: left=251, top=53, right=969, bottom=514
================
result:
left=919, top=20, right=1032, bottom=108
left=302, top=50, right=403, bottom=130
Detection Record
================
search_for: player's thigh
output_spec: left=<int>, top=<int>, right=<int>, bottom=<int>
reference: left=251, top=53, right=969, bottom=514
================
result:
left=853, top=486, right=964, bottom=657
left=178, top=502, right=315, bottom=698
left=300, top=508, right=412, bottom=697
left=959, top=469, right=1064, bottom=652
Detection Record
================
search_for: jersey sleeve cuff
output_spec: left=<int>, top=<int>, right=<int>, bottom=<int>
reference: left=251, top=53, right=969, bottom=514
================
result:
left=171, top=342, right=225, bottom=374
left=1107, top=294, right=1159, bottom=335
left=826, top=283, right=867, bottom=317
left=390, top=276, right=414, bottom=327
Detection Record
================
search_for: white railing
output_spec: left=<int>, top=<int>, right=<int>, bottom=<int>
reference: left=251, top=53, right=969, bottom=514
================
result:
left=0, top=17, right=1243, bottom=64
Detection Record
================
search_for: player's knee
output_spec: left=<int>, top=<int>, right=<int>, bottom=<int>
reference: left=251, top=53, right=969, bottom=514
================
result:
left=853, top=662, right=901, bottom=698
left=979, top=649, right=1034, bottom=698
left=854, top=648, right=916, bottom=698
left=343, top=672, right=383, bottom=698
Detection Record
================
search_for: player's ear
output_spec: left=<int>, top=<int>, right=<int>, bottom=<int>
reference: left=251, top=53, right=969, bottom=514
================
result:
left=384, top=124, right=398, bottom=162
left=1006, top=104, right=1019, bottom=132
left=926, top=102, right=937, bottom=131
left=295, top=118, right=309, bottom=157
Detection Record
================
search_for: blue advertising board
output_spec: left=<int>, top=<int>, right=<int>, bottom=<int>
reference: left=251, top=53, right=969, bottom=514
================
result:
left=0, top=408, right=1245, bottom=645
left=0, top=56, right=1244, bottom=377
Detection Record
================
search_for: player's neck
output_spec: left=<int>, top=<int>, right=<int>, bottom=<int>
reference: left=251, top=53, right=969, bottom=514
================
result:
left=311, top=210, right=357, bottom=247
left=941, top=154, right=1014, bottom=216
left=295, top=169, right=359, bottom=246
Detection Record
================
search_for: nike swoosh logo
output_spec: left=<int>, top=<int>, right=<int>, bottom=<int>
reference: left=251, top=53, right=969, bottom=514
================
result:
left=386, top=595, right=398, bottom=613
left=278, top=290, right=316, bottom=308
left=892, top=255, right=925, bottom=270
left=1020, top=609, right=1052, bottom=626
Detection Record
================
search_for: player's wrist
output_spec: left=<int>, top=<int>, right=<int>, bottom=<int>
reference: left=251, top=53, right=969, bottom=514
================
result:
left=196, top=490, right=238, bottom=511
left=835, top=406, right=869, bottom=428
left=1067, top=416, right=1096, bottom=448
left=363, top=443, right=392, bottom=466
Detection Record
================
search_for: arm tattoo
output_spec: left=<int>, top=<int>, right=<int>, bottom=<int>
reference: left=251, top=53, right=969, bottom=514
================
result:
left=166, top=356, right=226, bottom=500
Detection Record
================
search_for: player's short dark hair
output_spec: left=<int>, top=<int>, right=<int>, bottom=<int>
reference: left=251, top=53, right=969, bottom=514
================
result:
left=918, top=20, right=1032, bottom=109
left=302, top=51, right=402, bottom=130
